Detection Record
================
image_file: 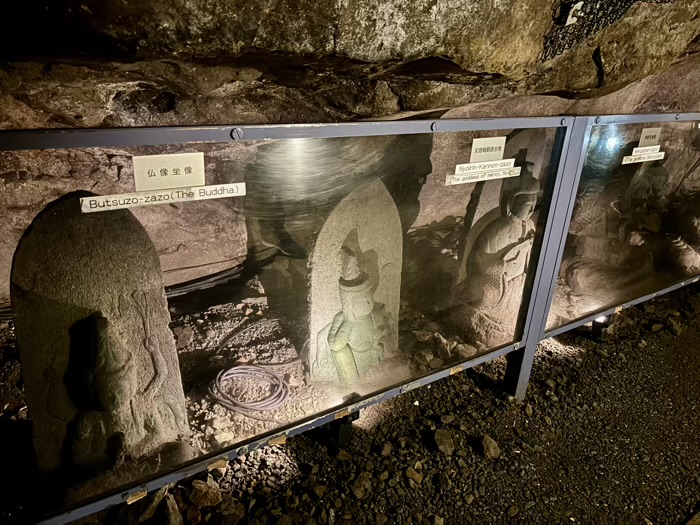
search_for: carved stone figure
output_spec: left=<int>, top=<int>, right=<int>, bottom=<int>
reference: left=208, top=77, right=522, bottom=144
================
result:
left=307, top=179, right=402, bottom=386
left=313, top=242, right=395, bottom=385
left=620, top=159, right=700, bottom=275
left=622, top=159, right=670, bottom=234
left=11, top=191, right=189, bottom=475
left=451, top=170, right=539, bottom=347
left=553, top=159, right=662, bottom=323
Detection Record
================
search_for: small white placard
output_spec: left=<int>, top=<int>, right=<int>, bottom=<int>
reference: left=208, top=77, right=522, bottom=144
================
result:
left=621, top=152, right=665, bottom=165
left=631, top=145, right=661, bottom=156
left=470, top=136, right=507, bottom=163
left=446, top=166, right=521, bottom=186
left=133, top=152, right=205, bottom=192
left=638, top=127, right=662, bottom=148
left=80, top=183, right=246, bottom=213
left=455, top=158, right=515, bottom=175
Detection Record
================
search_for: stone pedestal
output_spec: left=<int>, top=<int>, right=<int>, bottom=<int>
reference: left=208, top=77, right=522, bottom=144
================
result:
left=11, top=191, right=189, bottom=474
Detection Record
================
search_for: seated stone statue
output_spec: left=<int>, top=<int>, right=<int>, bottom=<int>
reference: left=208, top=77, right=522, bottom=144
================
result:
left=451, top=172, right=539, bottom=347
left=312, top=245, right=395, bottom=386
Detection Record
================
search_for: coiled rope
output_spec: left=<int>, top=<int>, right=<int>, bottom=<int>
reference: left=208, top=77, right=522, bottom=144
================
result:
left=209, top=317, right=302, bottom=422
left=210, top=365, right=290, bottom=422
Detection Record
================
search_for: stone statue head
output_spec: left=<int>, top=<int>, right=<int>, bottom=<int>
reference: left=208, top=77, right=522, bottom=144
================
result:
left=338, top=245, right=374, bottom=321
left=506, top=172, right=539, bottom=221
left=510, top=192, right=537, bottom=220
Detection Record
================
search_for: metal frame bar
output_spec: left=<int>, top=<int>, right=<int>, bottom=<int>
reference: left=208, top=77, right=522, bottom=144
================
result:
left=0, top=115, right=572, bottom=523
left=504, top=117, right=588, bottom=398
left=534, top=112, right=700, bottom=341
left=545, top=276, right=700, bottom=339
left=591, top=113, right=700, bottom=125
left=0, top=116, right=568, bottom=151
left=525, top=117, right=593, bottom=341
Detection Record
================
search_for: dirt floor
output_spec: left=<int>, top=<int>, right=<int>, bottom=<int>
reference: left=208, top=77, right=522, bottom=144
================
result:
left=58, top=284, right=700, bottom=525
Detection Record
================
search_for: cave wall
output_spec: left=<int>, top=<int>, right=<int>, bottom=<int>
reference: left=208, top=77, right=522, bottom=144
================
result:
left=1, top=0, right=699, bottom=129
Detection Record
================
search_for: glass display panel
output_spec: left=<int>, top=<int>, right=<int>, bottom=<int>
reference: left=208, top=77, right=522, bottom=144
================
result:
left=547, top=120, right=700, bottom=331
left=0, top=125, right=563, bottom=519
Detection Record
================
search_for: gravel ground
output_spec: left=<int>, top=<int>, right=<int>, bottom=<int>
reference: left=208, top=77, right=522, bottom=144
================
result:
left=71, top=284, right=700, bottom=525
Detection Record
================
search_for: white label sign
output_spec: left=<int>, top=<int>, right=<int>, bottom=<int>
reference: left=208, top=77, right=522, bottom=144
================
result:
left=446, top=166, right=521, bottom=186
left=455, top=158, right=515, bottom=175
left=631, top=145, right=661, bottom=156
left=621, top=152, right=665, bottom=165
left=133, top=152, right=205, bottom=192
left=638, top=127, right=661, bottom=148
left=470, top=136, right=507, bottom=163
left=80, top=183, right=246, bottom=213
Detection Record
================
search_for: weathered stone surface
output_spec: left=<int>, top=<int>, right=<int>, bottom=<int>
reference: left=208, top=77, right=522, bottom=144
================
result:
left=308, top=179, right=402, bottom=386
left=246, top=134, right=425, bottom=356
left=405, top=466, right=423, bottom=484
left=189, top=479, right=222, bottom=507
left=546, top=118, right=700, bottom=330
left=217, top=495, right=246, bottom=525
left=434, top=429, right=454, bottom=456
left=481, top=434, right=502, bottom=460
left=1, top=1, right=549, bottom=74
left=351, top=471, right=373, bottom=499
left=453, top=343, right=478, bottom=360
left=138, top=485, right=171, bottom=523
left=4, top=1, right=698, bottom=94
left=414, top=126, right=547, bottom=347
left=0, top=60, right=351, bottom=130
left=173, top=326, right=195, bottom=350
left=162, top=493, right=184, bottom=525
left=415, top=126, right=550, bottom=230
left=436, top=52, right=700, bottom=120
left=11, top=192, right=189, bottom=473
left=0, top=143, right=249, bottom=305
left=450, top=169, right=539, bottom=347
left=0, top=0, right=700, bottom=133
left=0, top=5, right=699, bottom=130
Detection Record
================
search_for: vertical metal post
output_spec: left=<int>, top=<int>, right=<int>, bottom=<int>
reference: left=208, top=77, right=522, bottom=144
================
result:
left=504, top=117, right=592, bottom=399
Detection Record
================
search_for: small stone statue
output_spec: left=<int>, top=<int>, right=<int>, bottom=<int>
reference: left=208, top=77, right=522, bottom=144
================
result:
left=312, top=244, right=395, bottom=385
left=452, top=171, right=539, bottom=347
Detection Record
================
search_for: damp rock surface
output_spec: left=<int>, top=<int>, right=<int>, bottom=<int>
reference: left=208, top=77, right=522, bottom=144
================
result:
left=3, top=0, right=698, bottom=97
left=1, top=15, right=700, bottom=130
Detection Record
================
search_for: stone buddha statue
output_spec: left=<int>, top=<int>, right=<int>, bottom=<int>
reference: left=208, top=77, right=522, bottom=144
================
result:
left=451, top=171, right=539, bottom=347
left=312, top=244, right=395, bottom=386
